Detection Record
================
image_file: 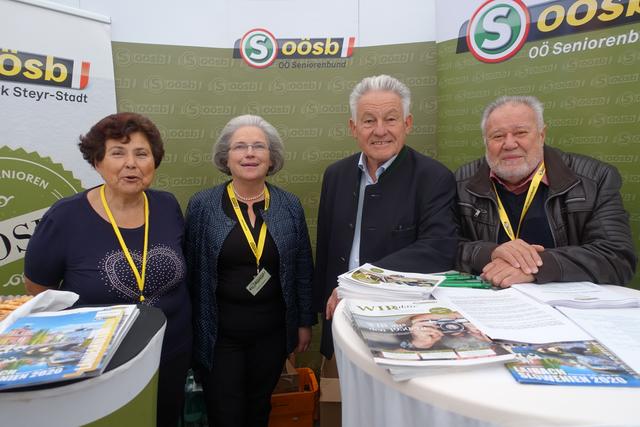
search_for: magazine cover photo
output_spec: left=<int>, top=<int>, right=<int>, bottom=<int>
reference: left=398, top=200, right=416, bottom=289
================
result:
left=349, top=300, right=511, bottom=363
left=504, top=341, right=640, bottom=387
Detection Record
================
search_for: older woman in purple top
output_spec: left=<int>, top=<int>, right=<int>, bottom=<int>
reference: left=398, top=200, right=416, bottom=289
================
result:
left=24, top=112, right=192, bottom=427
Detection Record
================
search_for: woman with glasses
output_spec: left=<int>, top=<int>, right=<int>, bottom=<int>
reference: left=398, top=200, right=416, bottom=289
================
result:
left=185, top=114, right=315, bottom=427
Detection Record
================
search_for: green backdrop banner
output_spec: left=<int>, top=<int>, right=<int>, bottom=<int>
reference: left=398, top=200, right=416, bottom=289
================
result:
left=110, top=28, right=639, bottom=288
left=111, top=41, right=439, bottom=253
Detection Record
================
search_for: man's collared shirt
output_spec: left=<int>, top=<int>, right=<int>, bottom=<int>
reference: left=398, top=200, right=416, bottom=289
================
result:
left=489, top=162, right=549, bottom=195
left=348, top=153, right=398, bottom=270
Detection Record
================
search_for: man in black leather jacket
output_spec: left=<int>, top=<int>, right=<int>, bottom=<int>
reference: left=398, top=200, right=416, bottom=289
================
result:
left=456, top=95, right=637, bottom=288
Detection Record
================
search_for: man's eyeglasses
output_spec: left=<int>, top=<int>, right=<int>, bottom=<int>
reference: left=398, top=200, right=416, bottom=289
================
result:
left=229, top=143, right=268, bottom=153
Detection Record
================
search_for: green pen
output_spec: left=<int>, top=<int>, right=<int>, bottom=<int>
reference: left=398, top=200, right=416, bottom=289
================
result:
left=439, top=273, right=478, bottom=280
left=444, top=276, right=477, bottom=282
left=440, top=272, right=474, bottom=277
left=438, top=281, right=492, bottom=289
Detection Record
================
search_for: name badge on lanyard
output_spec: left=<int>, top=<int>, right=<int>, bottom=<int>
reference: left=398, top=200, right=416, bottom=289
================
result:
left=247, top=268, right=272, bottom=296
left=226, top=183, right=272, bottom=296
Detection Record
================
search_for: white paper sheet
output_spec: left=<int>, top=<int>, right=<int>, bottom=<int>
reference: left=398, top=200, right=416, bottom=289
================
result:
left=433, top=287, right=591, bottom=343
left=512, top=282, right=640, bottom=308
left=558, top=307, right=640, bottom=374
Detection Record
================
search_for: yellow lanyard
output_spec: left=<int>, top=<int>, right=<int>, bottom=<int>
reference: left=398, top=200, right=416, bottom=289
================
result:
left=492, top=162, right=545, bottom=241
left=226, top=183, right=270, bottom=272
left=100, top=185, right=149, bottom=302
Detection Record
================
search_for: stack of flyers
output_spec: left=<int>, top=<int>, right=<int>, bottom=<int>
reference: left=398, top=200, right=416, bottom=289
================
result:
left=337, top=264, right=444, bottom=301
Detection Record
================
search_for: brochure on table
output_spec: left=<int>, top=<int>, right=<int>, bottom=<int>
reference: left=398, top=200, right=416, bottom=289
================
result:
left=346, top=299, right=514, bottom=380
left=337, top=264, right=444, bottom=301
left=504, top=340, right=640, bottom=387
left=0, top=305, right=139, bottom=391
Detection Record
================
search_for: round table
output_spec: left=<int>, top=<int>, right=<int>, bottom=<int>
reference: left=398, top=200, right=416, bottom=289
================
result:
left=332, top=286, right=640, bottom=427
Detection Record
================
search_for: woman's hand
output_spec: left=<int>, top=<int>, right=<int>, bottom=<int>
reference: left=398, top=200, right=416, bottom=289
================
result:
left=295, top=327, right=312, bottom=353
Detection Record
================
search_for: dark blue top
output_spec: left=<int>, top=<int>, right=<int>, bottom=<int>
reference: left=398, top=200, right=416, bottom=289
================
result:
left=495, top=183, right=555, bottom=249
left=24, top=188, right=192, bottom=361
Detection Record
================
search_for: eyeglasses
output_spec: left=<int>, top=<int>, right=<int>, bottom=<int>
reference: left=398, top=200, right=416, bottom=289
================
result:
left=229, top=143, right=268, bottom=153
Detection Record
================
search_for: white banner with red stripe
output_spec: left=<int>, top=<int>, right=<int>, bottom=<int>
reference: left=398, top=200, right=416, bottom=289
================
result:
left=1, top=0, right=116, bottom=188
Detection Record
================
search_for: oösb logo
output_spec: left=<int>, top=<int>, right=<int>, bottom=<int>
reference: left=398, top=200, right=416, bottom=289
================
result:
left=466, top=0, right=531, bottom=63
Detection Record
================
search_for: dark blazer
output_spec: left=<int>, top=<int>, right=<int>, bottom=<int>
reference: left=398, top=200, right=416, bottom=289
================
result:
left=312, top=146, right=459, bottom=356
left=185, top=181, right=315, bottom=371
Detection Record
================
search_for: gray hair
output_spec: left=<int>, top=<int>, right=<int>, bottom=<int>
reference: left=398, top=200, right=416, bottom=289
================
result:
left=481, top=96, right=545, bottom=141
left=213, top=114, right=285, bottom=176
left=349, top=75, right=411, bottom=120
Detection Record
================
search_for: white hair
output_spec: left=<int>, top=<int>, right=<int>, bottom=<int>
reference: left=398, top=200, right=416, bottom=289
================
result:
left=349, top=75, right=411, bottom=120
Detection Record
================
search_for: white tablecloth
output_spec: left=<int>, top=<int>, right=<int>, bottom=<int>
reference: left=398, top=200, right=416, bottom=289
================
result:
left=333, top=286, right=640, bottom=427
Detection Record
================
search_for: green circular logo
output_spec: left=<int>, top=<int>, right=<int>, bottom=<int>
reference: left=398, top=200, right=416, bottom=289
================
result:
left=467, top=0, right=530, bottom=63
left=0, top=147, right=83, bottom=294
left=240, top=28, right=279, bottom=68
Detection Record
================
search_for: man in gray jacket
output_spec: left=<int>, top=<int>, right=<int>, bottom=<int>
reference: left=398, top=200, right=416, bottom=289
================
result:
left=456, top=95, right=636, bottom=288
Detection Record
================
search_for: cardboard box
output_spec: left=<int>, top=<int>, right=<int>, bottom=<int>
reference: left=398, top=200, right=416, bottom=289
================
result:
left=319, top=356, right=341, bottom=427
left=273, top=359, right=300, bottom=394
left=269, top=367, right=318, bottom=427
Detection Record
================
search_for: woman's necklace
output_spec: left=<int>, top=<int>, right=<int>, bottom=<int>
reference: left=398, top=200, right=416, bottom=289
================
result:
left=232, top=184, right=265, bottom=202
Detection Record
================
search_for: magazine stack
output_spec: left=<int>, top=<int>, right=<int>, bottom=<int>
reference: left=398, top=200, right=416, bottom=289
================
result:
left=346, top=299, right=515, bottom=381
left=337, top=264, right=445, bottom=301
left=0, top=305, right=139, bottom=391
